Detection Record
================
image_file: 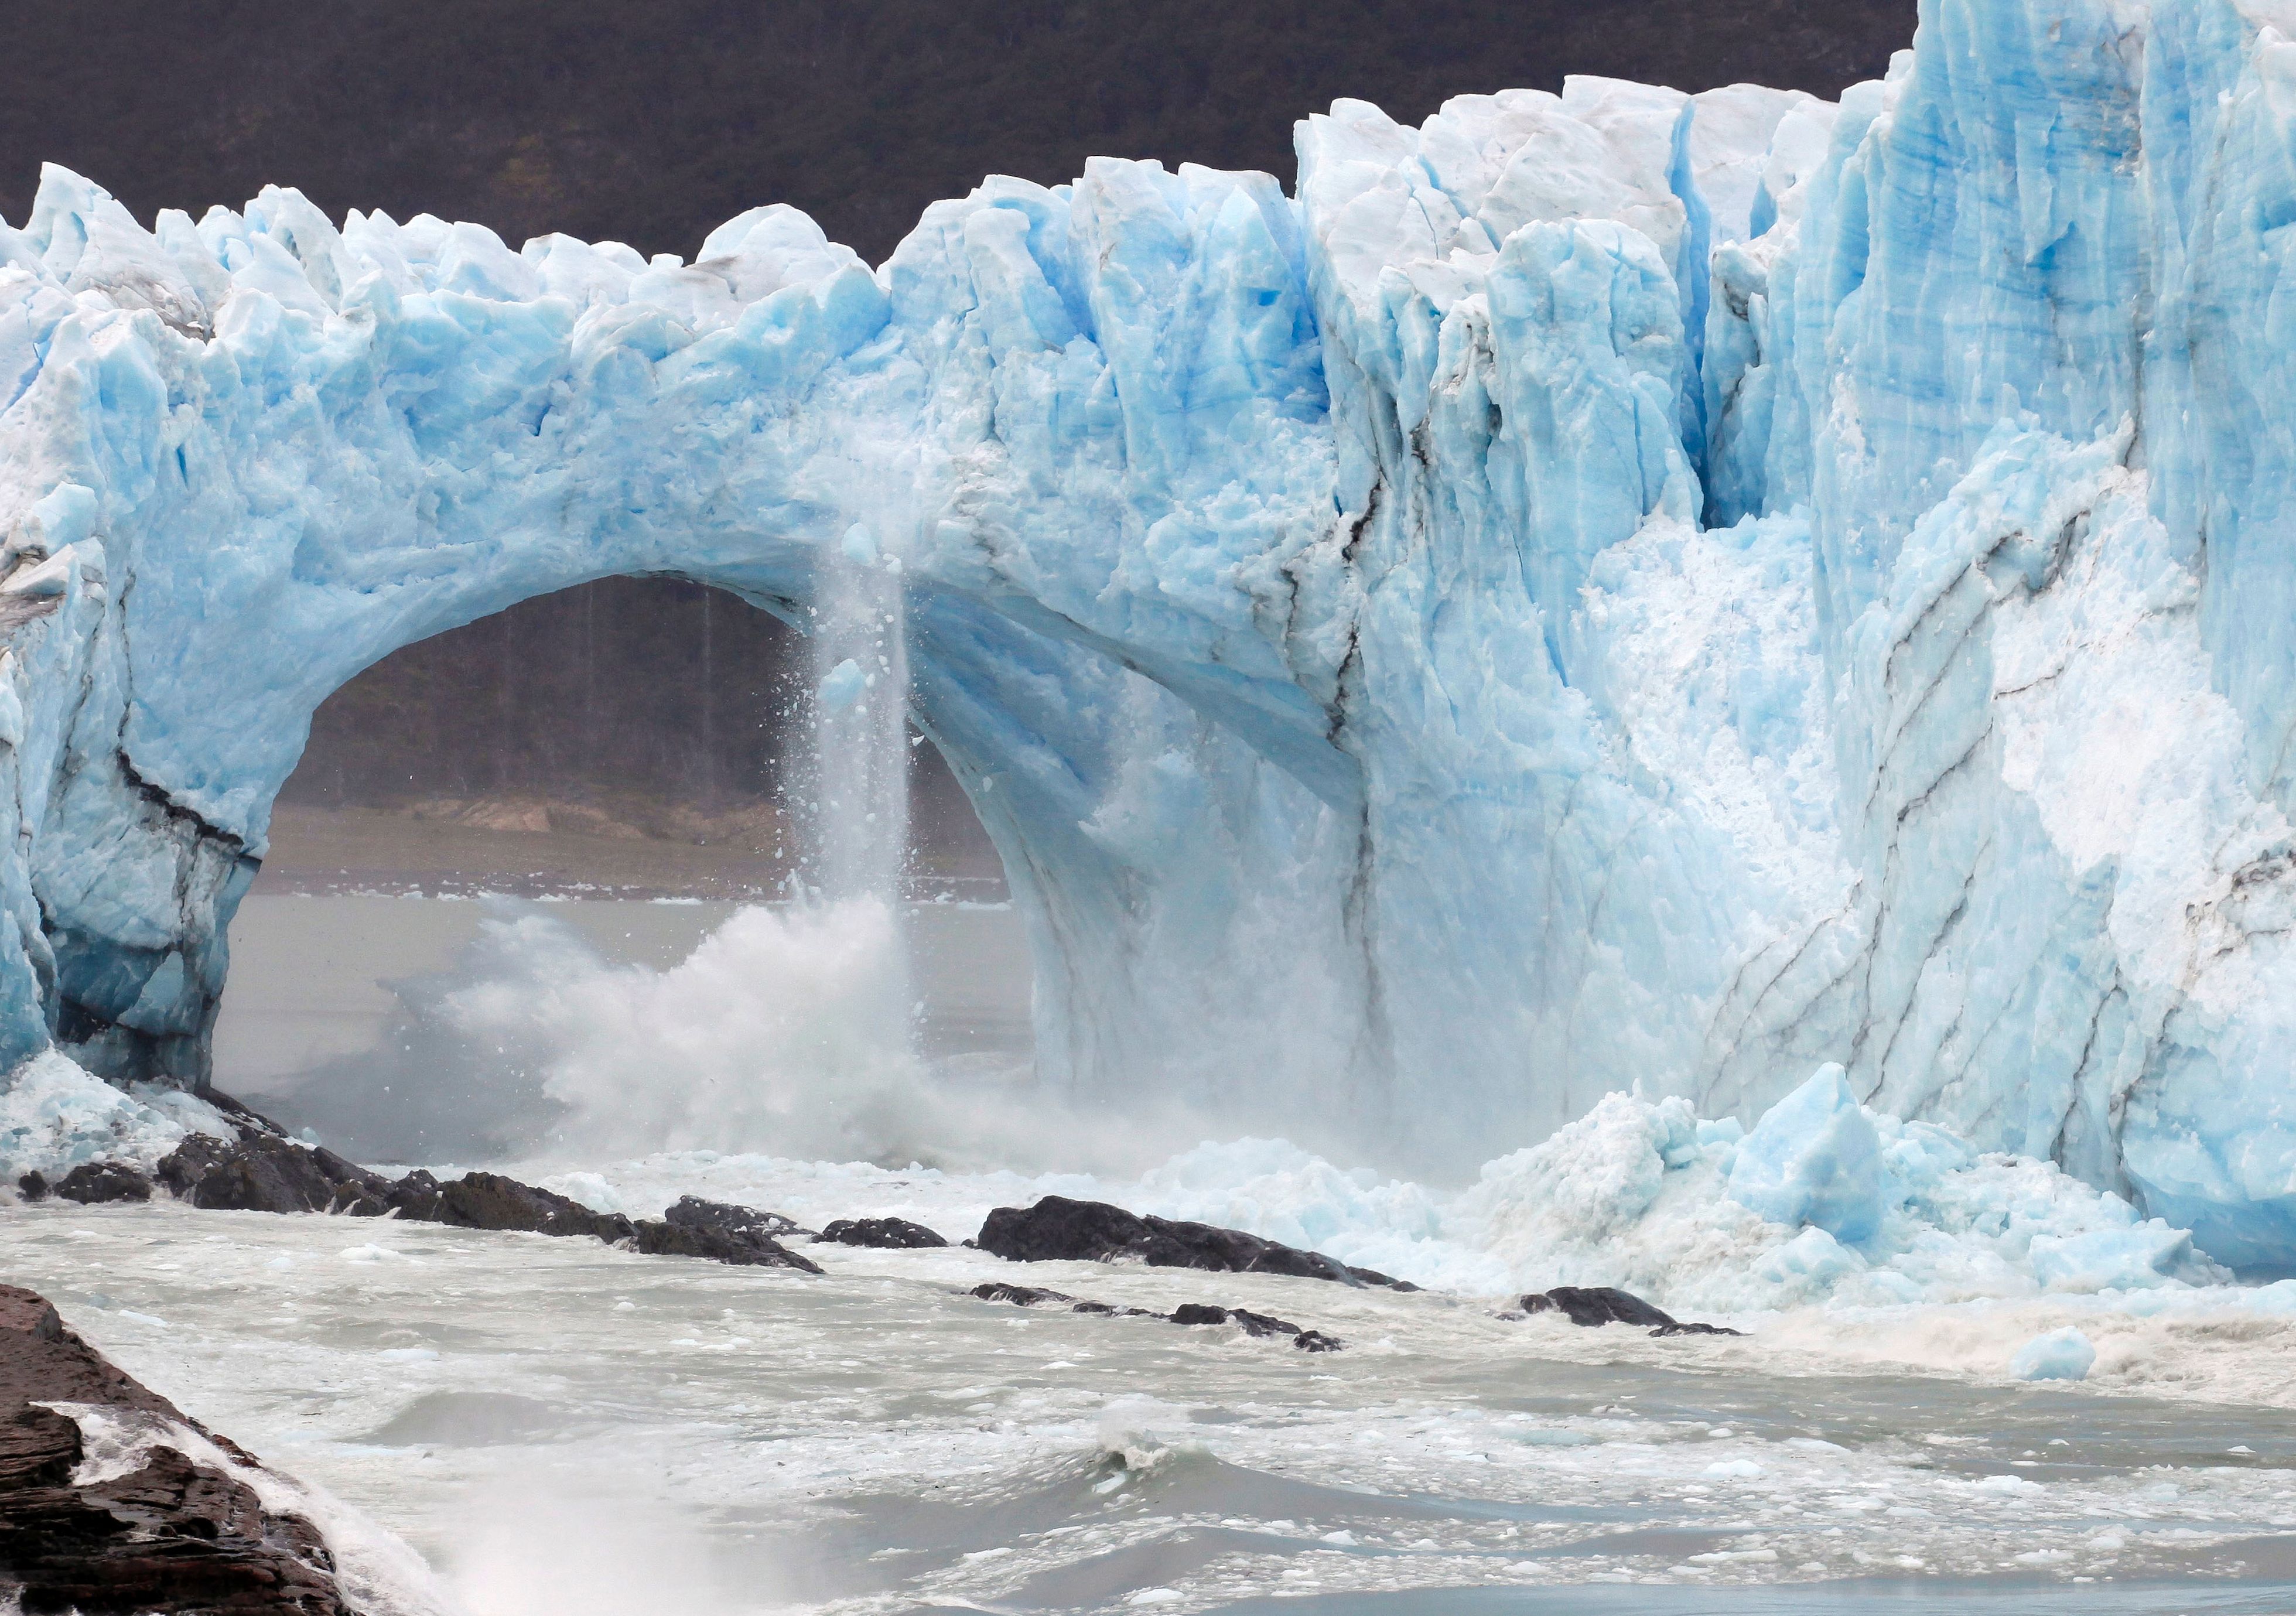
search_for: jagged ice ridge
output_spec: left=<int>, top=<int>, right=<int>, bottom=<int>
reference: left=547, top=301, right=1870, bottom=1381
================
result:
left=5, top=0, right=2296, bottom=1263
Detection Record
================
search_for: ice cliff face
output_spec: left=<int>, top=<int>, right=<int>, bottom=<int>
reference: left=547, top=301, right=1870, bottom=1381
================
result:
left=9, top=0, right=2296, bottom=1259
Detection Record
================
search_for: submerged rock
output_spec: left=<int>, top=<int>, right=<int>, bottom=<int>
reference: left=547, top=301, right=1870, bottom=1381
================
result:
left=1518, top=1286, right=1741, bottom=1338
left=819, top=1215, right=949, bottom=1249
left=1168, top=1302, right=1342, bottom=1350
left=0, top=1283, right=354, bottom=1612
left=968, top=1282, right=1343, bottom=1351
left=971, top=1282, right=1075, bottom=1307
left=631, top=1219, right=824, bottom=1272
left=1170, top=1302, right=1296, bottom=1337
left=1649, top=1319, right=1742, bottom=1338
left=976, top=1195, right=1415, bottom=1289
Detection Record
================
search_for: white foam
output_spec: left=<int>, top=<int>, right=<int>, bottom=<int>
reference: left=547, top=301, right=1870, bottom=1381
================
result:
left=443, top=898, right=925, bottom=1161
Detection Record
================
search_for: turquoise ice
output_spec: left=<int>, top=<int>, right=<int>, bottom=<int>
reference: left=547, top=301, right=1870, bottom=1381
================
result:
left=8, top=0, right=2296, bottom=1263
left=2011, top=1327, right=2097, bottom=1383
left=1727, top=1067, right=1884, bottom=1244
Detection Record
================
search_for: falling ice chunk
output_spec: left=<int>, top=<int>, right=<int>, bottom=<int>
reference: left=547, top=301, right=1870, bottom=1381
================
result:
left=818, top=658, right=867, bottom=713
left=840, top=522, right=879, bottom=565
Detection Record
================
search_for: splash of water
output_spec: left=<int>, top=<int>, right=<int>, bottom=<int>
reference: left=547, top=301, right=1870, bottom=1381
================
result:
left=446, top=900, right=925, bottom=1161
left=433, top=900, right=1194, bottom=1172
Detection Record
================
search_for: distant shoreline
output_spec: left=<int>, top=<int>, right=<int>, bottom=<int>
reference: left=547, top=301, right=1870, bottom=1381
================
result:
left=252, top=802, right=1007, bottom=903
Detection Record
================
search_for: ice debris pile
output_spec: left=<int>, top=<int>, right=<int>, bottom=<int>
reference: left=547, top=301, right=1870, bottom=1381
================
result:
left=1115, top=1070, right=2229, bottom=1312
left=465, top=1065, right=2240, bottom=1317
left=1455, top=1070, right=2230, bottom=1313
left=13, top=0, right=2296, bottom=1259
left=0, top=1050, right=233, bottom=1180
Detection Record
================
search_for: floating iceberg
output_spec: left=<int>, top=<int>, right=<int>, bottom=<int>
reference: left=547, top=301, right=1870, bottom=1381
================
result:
left=5, top=0, right=2296, bottom=1262
left=2010, top=1327, right=2098, bottom=1383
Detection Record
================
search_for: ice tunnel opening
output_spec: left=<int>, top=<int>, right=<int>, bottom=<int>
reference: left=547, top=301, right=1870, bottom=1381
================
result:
left=209, top=574, right=1030, bottom=1166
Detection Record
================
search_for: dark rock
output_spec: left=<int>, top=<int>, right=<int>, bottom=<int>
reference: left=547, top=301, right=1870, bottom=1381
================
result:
left=630, top=1219, right=824, bottom=1272
left=1171, top=1303, right=1300, bottom=1337
left=662, top=1195, right=811, bottom=1241
left=159, top=1133, right=385, bottom=1215
left=976, top=1195, right=1417, bottom=1289
left=1520, top=1286, right=1674, bottom=1328
left=1519, top=1286, right=1741, bottom=1337
left=819, top=1215, right=948, bottom=1249
left=197, top=1089, right=299, bottom=1142
left=1171, top=1303, right=1340, bottom=1349
left=969, top=1282, right=1074, bottom=1307
left=49, top=1163, right=153, bottom=1205
left=386, top=1171, right=634, bottom=1242
left=1226, top=1307, right=1308, bottom=1340
left=14, top=1171, right=47, bottom=1202
left=0, top=1283, right=354, bottom=1612
left=972, top=1286, right=1341, bottom=1351
left=378, top=1169, right=442, bottom=1218
left=153, top=1135, right=232, bottom=1198
left=147, top=1120, right=837, bottom=1276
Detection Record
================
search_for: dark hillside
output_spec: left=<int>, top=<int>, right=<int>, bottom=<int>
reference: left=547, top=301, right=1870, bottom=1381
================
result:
left=9, top=1, right=1914, bottom=264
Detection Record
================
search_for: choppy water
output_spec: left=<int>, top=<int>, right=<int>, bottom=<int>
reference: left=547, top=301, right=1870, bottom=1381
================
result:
left=25, top=894, right=2284, bottom=1612
left=6, top=1198, right=2296, bottom=1614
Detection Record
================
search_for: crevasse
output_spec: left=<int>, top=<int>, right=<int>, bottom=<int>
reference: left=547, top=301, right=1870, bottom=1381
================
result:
left=7, top=0, right=2296, bottom=1262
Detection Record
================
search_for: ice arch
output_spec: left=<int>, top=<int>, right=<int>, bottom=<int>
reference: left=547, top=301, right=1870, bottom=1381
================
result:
left=0, top=159, right=1382, bottom=1147
left=19, top=0, right=2296, bottom=1259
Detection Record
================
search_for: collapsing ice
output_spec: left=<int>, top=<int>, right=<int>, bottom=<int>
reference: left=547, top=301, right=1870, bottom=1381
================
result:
left=9, top=0, right=2296, bottom=1267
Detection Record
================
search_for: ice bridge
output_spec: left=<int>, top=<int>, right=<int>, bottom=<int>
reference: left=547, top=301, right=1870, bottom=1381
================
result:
left=11, top=0, right=2296, bottom=1257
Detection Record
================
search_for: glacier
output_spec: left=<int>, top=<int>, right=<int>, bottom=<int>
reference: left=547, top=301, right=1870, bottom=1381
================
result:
left=9, top=0, right=2296, bottom=1263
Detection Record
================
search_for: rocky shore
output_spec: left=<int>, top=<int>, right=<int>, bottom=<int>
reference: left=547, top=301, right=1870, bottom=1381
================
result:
left=0, top=1285, right=353, bottom=1613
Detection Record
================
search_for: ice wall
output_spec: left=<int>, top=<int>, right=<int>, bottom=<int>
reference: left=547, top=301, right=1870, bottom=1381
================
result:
left=11, top=0, right=2296, bottom=1259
